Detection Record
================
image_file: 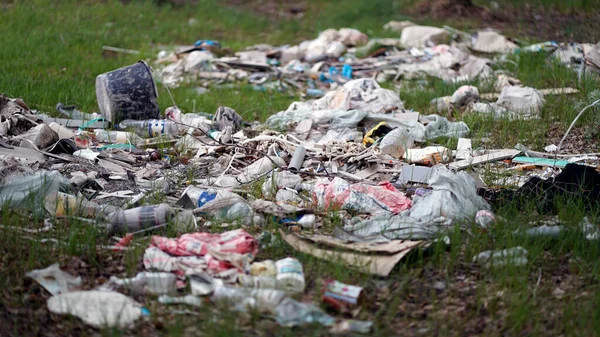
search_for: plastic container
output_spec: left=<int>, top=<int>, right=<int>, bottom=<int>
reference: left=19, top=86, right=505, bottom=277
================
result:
left=238, top=274, right=278, bottom=289
left=95, top=61, right=160, bottom=123
left=275, top=257, right=305, bottom=293
left=118, top=119, right=182, bottom=138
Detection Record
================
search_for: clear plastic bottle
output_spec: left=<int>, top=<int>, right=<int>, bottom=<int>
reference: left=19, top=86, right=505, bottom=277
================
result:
left=275, top=257, right=305, bottom=293
left=118, top=119, right=182, bottom=138
left=93, top=129, right=143, bottom=144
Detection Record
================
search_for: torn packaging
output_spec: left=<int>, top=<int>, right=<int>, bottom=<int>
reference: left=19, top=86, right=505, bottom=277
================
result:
left=145, top=229, right=258, bottom=276
left=313, top=177, right=412, bottom=215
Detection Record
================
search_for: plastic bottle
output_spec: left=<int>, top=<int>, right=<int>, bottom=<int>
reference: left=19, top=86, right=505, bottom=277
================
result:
left=110, top=272, right=176, bottom=295
left=158, top=294, right=203, bottom=307
left=93, top=129, right=143, bottom=144
left=105, top=203, right=175, bottom=234
left=275, top=257, right=305, bottom=293
left=118, top=119, right=182, bottom=138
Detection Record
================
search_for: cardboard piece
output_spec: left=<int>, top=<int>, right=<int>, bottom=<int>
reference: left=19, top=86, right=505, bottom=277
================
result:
left=279, top=229, right=424, bottom=276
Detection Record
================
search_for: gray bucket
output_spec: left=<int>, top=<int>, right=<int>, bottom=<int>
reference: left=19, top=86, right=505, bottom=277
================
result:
left=95, top=61, right=160, bottom=124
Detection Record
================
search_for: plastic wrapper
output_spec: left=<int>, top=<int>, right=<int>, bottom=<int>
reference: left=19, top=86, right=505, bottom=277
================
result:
left=144, top=229, right=257, bottom=277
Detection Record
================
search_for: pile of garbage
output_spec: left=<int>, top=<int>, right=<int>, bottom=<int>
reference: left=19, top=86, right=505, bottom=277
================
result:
left=1, top=22, right=600, bottom=332
left=155, top=23, right=597, bottom=99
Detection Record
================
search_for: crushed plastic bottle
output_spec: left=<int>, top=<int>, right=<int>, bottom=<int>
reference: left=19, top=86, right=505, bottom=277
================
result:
left=211, top=286, right=286, bottom=313
left=158, top=294, right=203, bottom=307
left=118, top=119, right=183, bottom=138
left=473, top=246, right=528, bottom=268
left=93, top=129, right=143, bottom=145
left=275, top=297, right=335, bottom=327
left=110, top=271, right=176, bottom=295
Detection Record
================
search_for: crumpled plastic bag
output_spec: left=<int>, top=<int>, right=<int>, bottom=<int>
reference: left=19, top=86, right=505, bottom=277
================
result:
left=151, top=229, right=258, bottom=257
left=419, top=114, right=470, bottom=141
left=495, top=86, right=545, bottom=118
left=299, top=28, right=368, bottom=62
left=313, top=177, right=412, bottom=214
left=312, top=78, right=404, bottom=113
left=212, top=106, right=243, bottom=135
left=406, top=165, right=490, bottom=221
left=471, top=30, right=518, bottom=54
left=450, top=85, right=480, bottom=107
left=265, top=105, right=367, bottom=130
left=47, top=291, right=143, bottom=328
left=400, top=26, right=449, bottom=48
left=344, top=165, right=489, bottom=239
left=262, top=171, right=303, bottom=198
left=344, top=215, right=453, bottom=240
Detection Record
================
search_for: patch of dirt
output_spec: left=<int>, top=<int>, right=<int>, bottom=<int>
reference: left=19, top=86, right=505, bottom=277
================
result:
left=416, top=0, right=499, bottom=21
left=545, top=123, right=600, bottom=154
left=411, top=0, right=598, bottom=43
left=226, top=0, right=306, bottom=20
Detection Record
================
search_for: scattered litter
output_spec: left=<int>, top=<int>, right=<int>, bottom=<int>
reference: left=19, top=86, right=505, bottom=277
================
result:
left=3, top=21, right=599, bottom=334
left=26, top=264, right=82, bottom=295
left=275, top=297, right=335, bottom=327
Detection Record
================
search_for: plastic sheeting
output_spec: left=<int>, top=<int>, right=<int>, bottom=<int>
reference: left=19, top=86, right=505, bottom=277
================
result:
left=344, top=165, right=490, bottom=239
left=0, top=170, right=69, bottom=208
left=471, top=30, right=518, bottom=54
left=495, top=86, right=545, bottom=118
left=400, top=26, right=449, bottom=48
left=312, top=78, right=404, bottom=113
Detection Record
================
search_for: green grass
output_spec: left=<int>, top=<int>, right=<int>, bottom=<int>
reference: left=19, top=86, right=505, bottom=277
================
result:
left=2, top=0, right=600, bottom=336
